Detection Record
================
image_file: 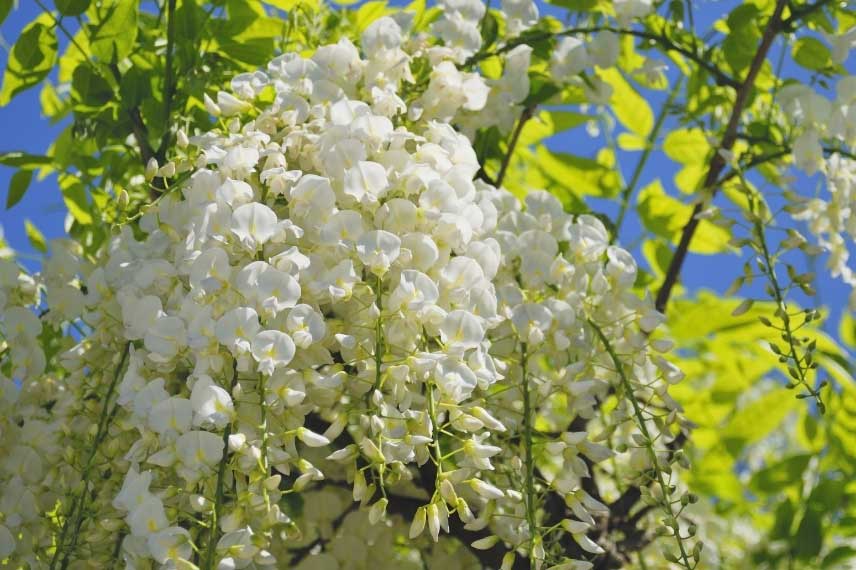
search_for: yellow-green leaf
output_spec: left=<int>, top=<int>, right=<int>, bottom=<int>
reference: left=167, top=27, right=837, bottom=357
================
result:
left=721, top=388, right=797, bottom=447
left=61, top=178, right=93, bottom=225
left=792, top=37, right=832, bottom=72
left=88, top=0, right=138, bottom=62
left=262, top=0, right=321, bottom=8
left=0, top=14, right=58, bottom=106
left=599, top=67, right=653, bottom=137
left=354, top=1, right=390, bottom=32
left=617, top=132, right=646, bottom=151
left=663, top=128, right=711, bottom=164
left=637, top=179, right=730, bottom=254
left=25, top=220, right=47, bottom=253
left=841, top=313, right=855, bottom=348
left=663, top=128, right=712, bottom=193
left=518, top=110, right=588, bottom=146
left=536, top=145, right=621, bottom=199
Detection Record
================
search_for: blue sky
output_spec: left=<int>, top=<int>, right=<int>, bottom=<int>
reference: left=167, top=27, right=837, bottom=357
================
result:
left=0, top=0, right=851, bottom=335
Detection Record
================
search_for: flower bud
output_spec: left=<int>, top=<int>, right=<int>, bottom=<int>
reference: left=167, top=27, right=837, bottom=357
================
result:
left=203, top=93, right=221, bottom=116
left=471, top=535, right=499, bottom=550
left=368, top=498, right=388, bottom=524
left=145, top=157, right=159, bottom=181
left=409, top=506, right=427, bottom=538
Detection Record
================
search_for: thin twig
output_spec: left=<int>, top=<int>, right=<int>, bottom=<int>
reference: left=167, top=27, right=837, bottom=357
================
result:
left=468, top=26, right=738, bottom=89
left=520, top=343, right=538, bottom=569
left=589, top=321, right=693, bottom=570
left=740, top=173, right=825, bottom=409
left=201, top=362, right=240, bottom=570
left=51, top=343, right=131, bottom=570
left=496, top=107, right=534, bottom=188
left=614, top=75, right=683, bottom=238
left=782, top=0, right=836, bottom=30
left=33, top=0, right=88, bottom=59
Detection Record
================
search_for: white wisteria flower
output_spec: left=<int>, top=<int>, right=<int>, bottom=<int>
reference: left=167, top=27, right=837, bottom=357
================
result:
left=0, top=6, right=689, bottom=569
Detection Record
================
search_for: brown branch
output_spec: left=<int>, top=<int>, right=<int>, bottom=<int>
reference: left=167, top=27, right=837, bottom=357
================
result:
left=654, top=0, right=789, bottom=313
left=415, top=458, right=528, bottom=569
left=299, top=413, right=521, bottom=567
left=105, top=63, right=163, bottom=201
left=495, top=106, right=534, bottom=188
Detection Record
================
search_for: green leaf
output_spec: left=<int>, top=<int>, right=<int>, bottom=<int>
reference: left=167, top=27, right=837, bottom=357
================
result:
left=721, top=389, right=798, bottom=452
left=480, top=11, right=499, bottom=48
left=473, top=126, right=502, bottom=164
left=599, top=68, right=653, bottom=137
left=617, top=133, right=646, bottom=151
left=261, top=0, right=321, bottom=9
left=840, top=312, right=855, bottom=348
left=794, top=507, right=823, bottom=561
left=518, top=110, right=588, bottom=146
left=6, top=170, right=33, bottom=210
left=807, top=478, right=846, bottom=512
left=61, top=179, right=93, bottom=225
left=216, top=38, right=277, bottom=66
left=24, top=220, right=47, bottom=253
left=0, top=15, right=59, bottom=106
left=54, top=0, right=90, bottom=16
left=88, top=0, right=138, bottom=62
left=536, top=146, right=621, bottom=199
left=822, top=546, right=856, bottom=569
left=118, top=66, right=151, bottom=109
left=0, top=0, right=12, bottom=25
left=72, top=65, right=113, bottom=107
left=40, top=81, right=71, bottom=122
left=175, top=0, right=201, bottom=40
left=792, top=37, right=832, bottom=71
left=663, top=128, right=711, bottom=164
left=722, top=4, right=761, bottom=74
left=663, top=128, right=712, bottom=193
left=749, top=454, right=812, bottom=493
left=637, top=180, right=731, bottom=254
left=354, top=1, right=390, bottom=32
left=0, top=152, right=52, bottom=168
left=771, top=499, right=795, bottom=540
left=546, top=0, right=600, bottom=10
left=523, top=75, right=562, bottom=107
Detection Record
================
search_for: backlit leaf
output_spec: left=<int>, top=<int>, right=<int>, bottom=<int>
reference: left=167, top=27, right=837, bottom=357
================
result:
left=600, top=68, right=653, bottom=137
left=637, top=180, right=730, bottom=253
left=0, top=14, right=58, bottom=106
left=25, top=220, right=47, bottom=252
left=88, top=0, right=138, bottom=62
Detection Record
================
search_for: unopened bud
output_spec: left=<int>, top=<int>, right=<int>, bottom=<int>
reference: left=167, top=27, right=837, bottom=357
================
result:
left=204, top=93, right=221, bottom=117
left=145, top=157, right=159, bottom=181
left=116, top=188, right=129, bottom=210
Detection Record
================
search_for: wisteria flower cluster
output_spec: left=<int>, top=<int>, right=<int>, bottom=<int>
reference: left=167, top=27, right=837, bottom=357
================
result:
left=782, top=80, right=856, bottom=308
left=0, top=5, right=685, bottom=570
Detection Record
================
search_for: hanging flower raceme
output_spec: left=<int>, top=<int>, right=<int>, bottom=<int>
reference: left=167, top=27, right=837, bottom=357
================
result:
left=779, top=79, right=856, bottom=309
left=1, top=6, right=686, bottom=570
